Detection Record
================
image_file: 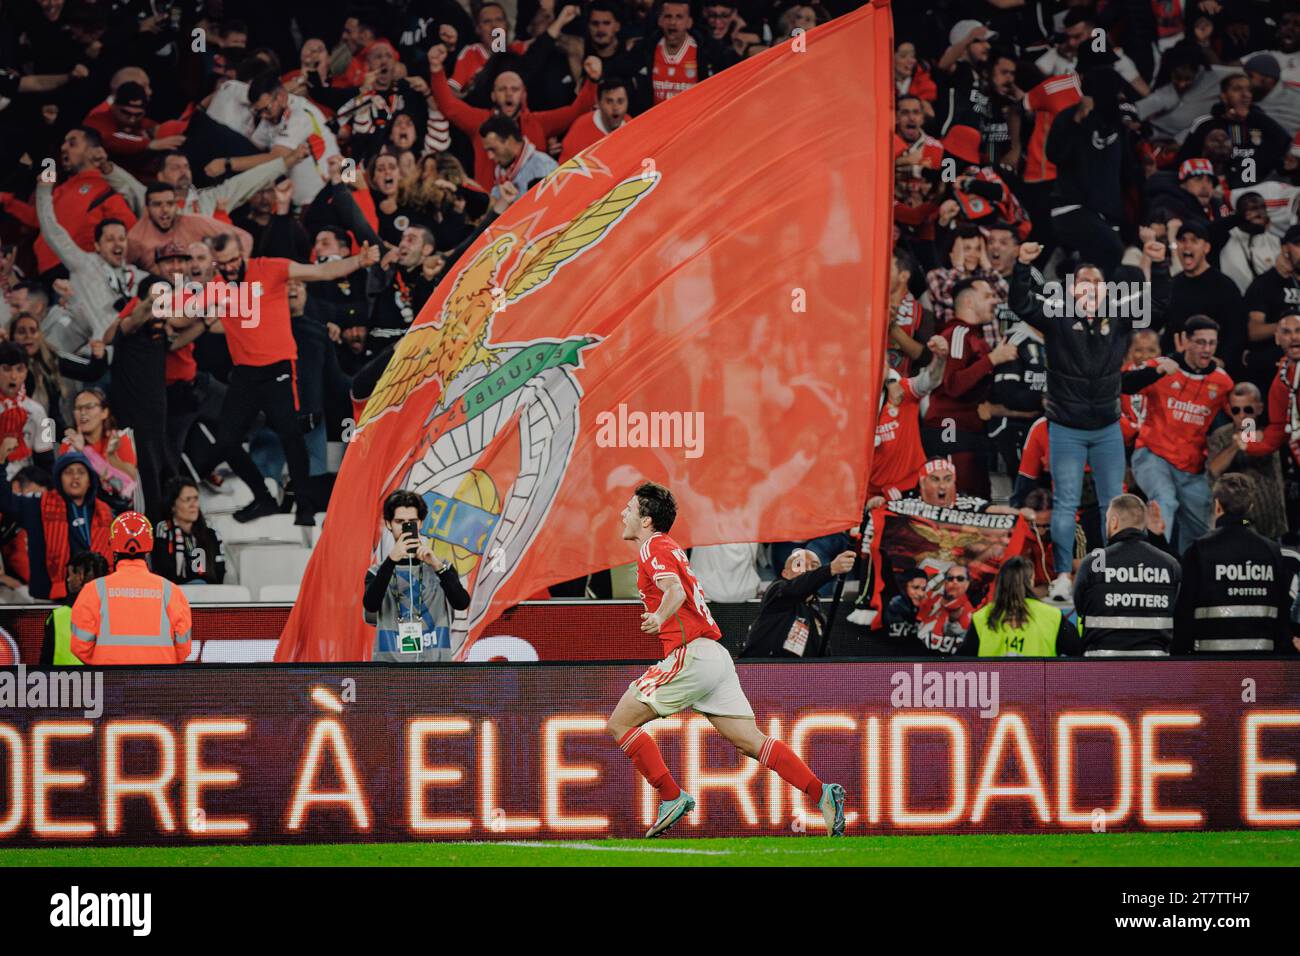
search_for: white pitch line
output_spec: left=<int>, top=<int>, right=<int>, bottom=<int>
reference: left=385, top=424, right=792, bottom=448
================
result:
left=465, top=841, right=734, bottom=856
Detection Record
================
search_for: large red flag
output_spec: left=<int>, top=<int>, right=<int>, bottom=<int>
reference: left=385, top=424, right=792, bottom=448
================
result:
left=277, top=2, right=895, bottom=661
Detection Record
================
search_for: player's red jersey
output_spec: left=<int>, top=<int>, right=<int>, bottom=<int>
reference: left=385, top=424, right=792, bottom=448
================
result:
left=637, top=531, right=721, bottom=656
left=1133, top=358, right=1233, bottom=472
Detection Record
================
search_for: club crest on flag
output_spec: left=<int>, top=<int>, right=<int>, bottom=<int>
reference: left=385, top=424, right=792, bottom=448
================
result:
left=356, top=163, right=661, bottom=644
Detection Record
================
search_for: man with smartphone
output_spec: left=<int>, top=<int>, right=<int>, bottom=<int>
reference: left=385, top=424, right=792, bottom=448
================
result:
left=362, top=489, right=471, bottom=662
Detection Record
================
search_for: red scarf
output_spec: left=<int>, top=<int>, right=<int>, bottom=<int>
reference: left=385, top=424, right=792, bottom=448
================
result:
left=40, top=489, right=113, bottom=600
left=1281, top=357, right=1300, bottom=467
left=495, top=140, right=537, bottom=189
left=0, top=384, right=31, bottom=462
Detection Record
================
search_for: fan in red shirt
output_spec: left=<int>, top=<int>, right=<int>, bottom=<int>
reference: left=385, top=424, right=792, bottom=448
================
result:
left=922, top=277, right=1019, bottom=498
left=450, top=2, right=529, bottom=91
left=1123, top=316, right=1233, bottom=551
left=559, top=78, right=630, bottom=163
left=1119, top=329, right=1161, bottom=445
left=605, top=481, right=847, bottom=839
left=1240, top=315, right=1300, bottom=528
left=893, top=95, right=944, bottom=242
left=650, top=12, right=700, bottom=106
left=24, top=127, right=137, bottom=277
left=1022, top=73, right=1082, bottom=185
left=894, top=41, right=936, bottom=113
left=187, top=234, right=377, bottom=525
left=428, top=41, right=600, bottom=189
left=871, top=340, right=949, bottom=500
left=916, top=562, right=975, bottom=655
left=82, top=81, right=185, bottom=180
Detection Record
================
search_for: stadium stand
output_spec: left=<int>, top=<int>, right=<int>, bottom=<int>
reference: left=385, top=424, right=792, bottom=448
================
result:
left=0, top=0, right=1298, bottom=662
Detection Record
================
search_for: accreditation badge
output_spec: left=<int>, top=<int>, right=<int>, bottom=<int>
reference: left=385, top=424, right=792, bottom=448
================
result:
left=397, top=621, right=423, bottom=654
left=782, top=618, right=810, bottom=657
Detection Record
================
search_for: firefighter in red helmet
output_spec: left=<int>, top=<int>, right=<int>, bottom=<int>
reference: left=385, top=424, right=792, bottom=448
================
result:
left=70, top=512, right=194, bottom=665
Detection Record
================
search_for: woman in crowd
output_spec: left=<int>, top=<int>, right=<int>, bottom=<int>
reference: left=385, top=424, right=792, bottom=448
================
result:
left=152, top=476, right=227, bottom=585
left=400, top=153, right=482, bottom=249
left=7, top=313, right=107, bottom=434
left=58, top=387, right=139, bottom=513
left=895, top=41, right=936, bottom=117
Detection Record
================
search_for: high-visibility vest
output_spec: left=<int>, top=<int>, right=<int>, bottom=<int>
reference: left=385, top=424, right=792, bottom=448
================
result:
left=69, top=559, right=193, bottom=665
left=49, top=606, right=84, bottom=666
left=972, top=599, right=1062, bottom=657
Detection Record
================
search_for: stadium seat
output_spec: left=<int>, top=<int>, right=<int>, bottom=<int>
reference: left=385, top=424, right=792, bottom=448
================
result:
left=181, top=584, right=253, bottom=603
left=326, top=441, right=345, bottom=472
left=210, top=511, right=314, bottom=547
left=464, top=635, right=539, bottom=662
left=199, top=475, right=282, bottom=517
left=233, top=546, right=313, bottom=595
left=199, top=639, right=280, bottom=662
left=257, top=583, right=300, bottom=602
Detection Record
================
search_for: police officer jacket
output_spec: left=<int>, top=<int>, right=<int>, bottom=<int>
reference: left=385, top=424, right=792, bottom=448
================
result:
left=1173, top=515, right=1294, bottom=655
left=1073, top=527, right=1182, bottom=655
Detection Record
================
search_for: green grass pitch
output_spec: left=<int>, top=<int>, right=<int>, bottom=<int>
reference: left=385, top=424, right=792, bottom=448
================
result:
left=1, top=831, right=1297, bottom=867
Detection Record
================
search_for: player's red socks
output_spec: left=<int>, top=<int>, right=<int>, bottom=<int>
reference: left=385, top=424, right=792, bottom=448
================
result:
left=619, top=727, right=682, bottom=801
left=759, top=736, right=823, bottom=798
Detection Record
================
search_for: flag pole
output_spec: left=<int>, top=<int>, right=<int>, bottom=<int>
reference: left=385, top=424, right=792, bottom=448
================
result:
left=824, top=493, right=875, bottom=638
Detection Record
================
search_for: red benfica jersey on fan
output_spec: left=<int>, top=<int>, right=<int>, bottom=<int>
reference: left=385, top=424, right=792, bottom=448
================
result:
left=1018, top=416, right=1051, bottom=479
left=637, top=531, right=721, bottom=656
left=871, top=379, right=926, bottom=498
left=1244, top=357, right=1300, bottom=464
left=1023, top=74, right=1081, bottom=183
left=451, top=41, right=528, bottom=90
left=652, top=37, right=699, bottom=105
left=887, top=293, right=924, bottom=375
left=1120, top=360, right=1147, bottom=444
left=1133, top=359, right=1233, bottom=472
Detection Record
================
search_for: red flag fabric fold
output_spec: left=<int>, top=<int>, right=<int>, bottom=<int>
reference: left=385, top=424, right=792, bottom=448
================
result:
left=277, top=4, right=895, bottom=661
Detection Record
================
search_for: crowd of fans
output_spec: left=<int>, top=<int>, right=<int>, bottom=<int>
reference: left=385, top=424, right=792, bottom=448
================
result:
left=1, top=0, right=831, bottom=603
left=1, top=0, right=1299, bottom=660
left=857, top=0, right=1300, bottom=657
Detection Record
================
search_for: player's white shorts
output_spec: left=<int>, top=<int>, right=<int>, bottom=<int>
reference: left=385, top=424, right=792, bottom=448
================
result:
left=632, top=638, right=754, bottom=719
